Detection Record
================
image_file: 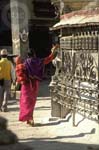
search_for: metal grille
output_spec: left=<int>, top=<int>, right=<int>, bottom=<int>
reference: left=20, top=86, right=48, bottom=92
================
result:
left=50, top=28, right=99, bottom=125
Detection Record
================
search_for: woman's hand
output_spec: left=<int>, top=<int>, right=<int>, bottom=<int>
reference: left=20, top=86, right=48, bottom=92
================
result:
left=51, top=44, right=60, bottom=53
left=55, top=44, right=60, bottom=49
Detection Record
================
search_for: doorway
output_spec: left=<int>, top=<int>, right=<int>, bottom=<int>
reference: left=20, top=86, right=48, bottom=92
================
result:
left=29, top=25, right=55, bottom=79
left=0, top=0, right=12, bottom=52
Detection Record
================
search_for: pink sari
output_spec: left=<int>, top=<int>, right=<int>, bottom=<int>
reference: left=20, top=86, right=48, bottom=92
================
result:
left=18, top=53, right=54, bottom=122
left=19, top=80, right=39, bottom=121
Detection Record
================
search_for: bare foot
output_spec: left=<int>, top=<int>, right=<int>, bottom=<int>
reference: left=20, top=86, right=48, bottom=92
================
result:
left=27, top=120, right=34, bottom=127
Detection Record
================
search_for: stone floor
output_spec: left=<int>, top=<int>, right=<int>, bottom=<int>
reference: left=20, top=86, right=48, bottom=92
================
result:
left=0, top=80, right=99, bottom=150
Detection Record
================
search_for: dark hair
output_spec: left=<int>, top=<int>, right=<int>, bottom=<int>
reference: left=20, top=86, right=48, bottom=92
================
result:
left=27, top=50, right=36, bottom=58
left=0, top=55, right=7, bottom=58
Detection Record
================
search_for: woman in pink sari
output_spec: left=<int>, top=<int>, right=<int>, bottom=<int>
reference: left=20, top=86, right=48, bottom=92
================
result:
left=15, top=44, right=59, bottom=126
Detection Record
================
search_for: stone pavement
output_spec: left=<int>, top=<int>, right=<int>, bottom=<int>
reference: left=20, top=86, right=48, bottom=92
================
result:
left=0, top=80, right=99, bottom=150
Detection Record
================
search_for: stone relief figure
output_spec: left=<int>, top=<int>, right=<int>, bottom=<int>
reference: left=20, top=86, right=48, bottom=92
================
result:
left=52, top=45, right=62, bottom=75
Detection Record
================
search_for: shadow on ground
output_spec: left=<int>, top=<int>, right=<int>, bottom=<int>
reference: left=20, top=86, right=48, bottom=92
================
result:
left=20, top=127, right=95, bottom=139
left=0, top=143, right=32, bottom=150
left=19, top=139, right=99, bottom=150
left=0, top=140, right=99, bottom=150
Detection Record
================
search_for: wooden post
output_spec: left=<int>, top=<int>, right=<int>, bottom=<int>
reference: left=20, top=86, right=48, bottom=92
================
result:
left=10, top=0, right=29, bottom=57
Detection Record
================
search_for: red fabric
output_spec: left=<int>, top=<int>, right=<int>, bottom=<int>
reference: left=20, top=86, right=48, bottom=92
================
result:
left=16, top=64, right=28, bottom=84
left=19, top=80, right=39, bottom=121
left=44, top=53, right=54, bottom=64
left=17, top=52, right=55, bottom=122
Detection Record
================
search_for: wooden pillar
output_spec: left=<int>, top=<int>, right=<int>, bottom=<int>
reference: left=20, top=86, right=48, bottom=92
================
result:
left=10, top=0, right=29, bottom=57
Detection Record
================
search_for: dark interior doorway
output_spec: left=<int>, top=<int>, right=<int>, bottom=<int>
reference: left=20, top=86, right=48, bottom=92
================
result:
left=29, top=26, right=52, bottom=58
left=0, top=0, right=12, bottom=47
left=29, top=25, right=55, bottom=79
